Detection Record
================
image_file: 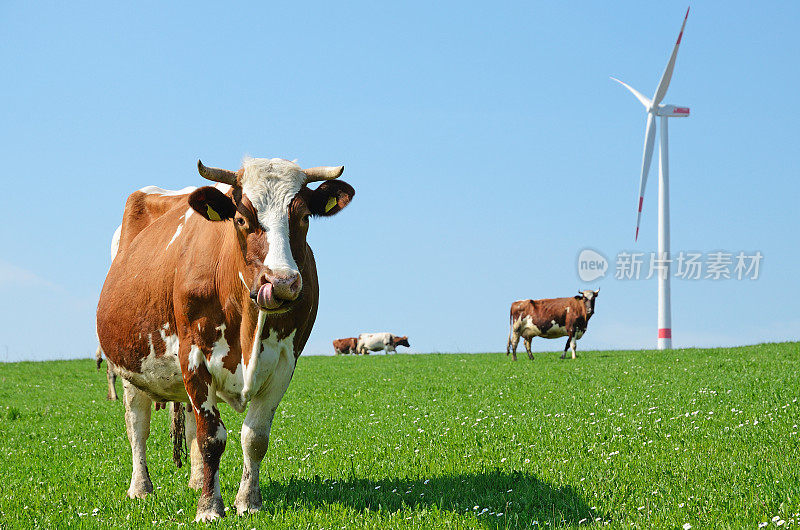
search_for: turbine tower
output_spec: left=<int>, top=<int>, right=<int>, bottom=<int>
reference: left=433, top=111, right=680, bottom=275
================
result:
left=612, top=7, right=690, bottom=350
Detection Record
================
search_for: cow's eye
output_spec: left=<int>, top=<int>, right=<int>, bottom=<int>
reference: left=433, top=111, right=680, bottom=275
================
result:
left=302, top=214, right=310, bottom=223
left=236, top=217, right=246, bottom=226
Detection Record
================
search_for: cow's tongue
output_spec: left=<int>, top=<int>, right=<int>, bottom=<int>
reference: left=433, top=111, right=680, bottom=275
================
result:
left=256, top=283, right=282, bottom=310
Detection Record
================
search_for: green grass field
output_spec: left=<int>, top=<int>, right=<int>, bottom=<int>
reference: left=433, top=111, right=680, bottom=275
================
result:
left=1, top=343, right=799, bottom=528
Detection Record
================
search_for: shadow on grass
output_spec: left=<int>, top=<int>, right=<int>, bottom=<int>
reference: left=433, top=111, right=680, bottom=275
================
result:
left=263, top=470, right=605, bottom=527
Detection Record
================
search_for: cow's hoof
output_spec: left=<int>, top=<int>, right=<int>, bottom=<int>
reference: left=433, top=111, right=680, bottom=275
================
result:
left=234, top=500, right=262, bottom=515
left=194, top=511, right=222, bottom=523
left=235, top=486, right=263, bottom=515
left=195, top=495, right=225, bottom=522
left=127, top=481, right=153, bottom=499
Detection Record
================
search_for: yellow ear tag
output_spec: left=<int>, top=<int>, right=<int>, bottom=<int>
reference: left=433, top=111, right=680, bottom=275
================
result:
left=206, top=205, right=221, bottom=221
left=324, top=196, right=337, bottom=213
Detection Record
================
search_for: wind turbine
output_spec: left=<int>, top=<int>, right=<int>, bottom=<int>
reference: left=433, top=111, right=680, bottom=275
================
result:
left=612, top=7, right=690, bottom=350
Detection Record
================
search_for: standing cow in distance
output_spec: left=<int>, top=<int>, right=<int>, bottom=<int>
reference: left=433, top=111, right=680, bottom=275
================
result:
left=357, top=332, right=410, bottom=354
left=96, top=157, right=354, bottom=522
left=332, top=337, right=358, bottom=355
left=506, top=289, right=599, bottom=361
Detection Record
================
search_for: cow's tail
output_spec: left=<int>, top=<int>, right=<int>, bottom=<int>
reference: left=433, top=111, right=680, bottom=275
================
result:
left=170, top=402, right=186, bottom=468
left=95, top=346, right=103, bottom=371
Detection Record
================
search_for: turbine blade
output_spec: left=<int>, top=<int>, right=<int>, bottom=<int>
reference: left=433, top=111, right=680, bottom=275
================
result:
left=652, top=7, right=690, bottom=107
left=610, top=77, right=652, bottom=109
left=635, top=113, right=657, bottom=241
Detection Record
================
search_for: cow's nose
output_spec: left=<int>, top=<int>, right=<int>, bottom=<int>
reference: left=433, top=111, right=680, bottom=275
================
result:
left=265, top=270, right=302, bottom=301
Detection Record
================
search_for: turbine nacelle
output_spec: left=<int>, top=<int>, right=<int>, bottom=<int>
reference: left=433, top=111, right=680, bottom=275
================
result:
left=656, top=104, right=690, bottom=117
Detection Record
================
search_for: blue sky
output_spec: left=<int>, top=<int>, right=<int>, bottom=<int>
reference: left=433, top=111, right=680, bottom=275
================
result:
left=1, top=1, right=798, bottom=361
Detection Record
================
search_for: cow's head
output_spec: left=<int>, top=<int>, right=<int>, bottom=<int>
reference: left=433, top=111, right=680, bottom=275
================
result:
left=576, top=289, right=600, bottom=316
left=188, top=157, right=354, bottom=313
left=394, top=336, right=410, bottom=348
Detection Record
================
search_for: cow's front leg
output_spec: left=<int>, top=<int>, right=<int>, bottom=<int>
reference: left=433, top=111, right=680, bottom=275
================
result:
left=234, top=396, right=274, bottom=514
left=184, top=403, right=203, bottom=490
left=235, top=353, right=296, bottom=515
left=122, top=378, right=153, bottom=498
left=184, top=371, right=226, bottom=522
left=570, top=336, right=577, bottom=359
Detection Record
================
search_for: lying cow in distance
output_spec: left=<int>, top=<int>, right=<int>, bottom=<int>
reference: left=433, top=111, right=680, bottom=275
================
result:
left=506, top=289, right=599, bottom=361
left=357, top=332, right=410, bottom=354
left=97, top=157, right=354, bottom=522
left=332, top=337, right=358, bottom=355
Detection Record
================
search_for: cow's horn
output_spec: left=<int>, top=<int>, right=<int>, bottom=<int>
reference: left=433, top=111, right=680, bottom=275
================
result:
left=197, top=160, right=238, bottom=185
left=304, top=165, right=344, bottom=183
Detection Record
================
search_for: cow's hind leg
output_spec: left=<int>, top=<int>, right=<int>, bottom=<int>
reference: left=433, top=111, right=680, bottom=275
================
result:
left=122, top=378, right=153, bottom=498
left=524, top=338, right=533, bottom=360
left=184, top=403, right=203, bottom=490
left=106, top=361, right=118, bottom=401
left=509, top=331, right=520, bottom=361
left=235, top=352, right=296, bottom=515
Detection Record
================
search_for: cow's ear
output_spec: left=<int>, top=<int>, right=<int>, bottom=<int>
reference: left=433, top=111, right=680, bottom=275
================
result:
left=307, top=180, right=355, bottom=217
left=188, top=186, right=236, bottom=221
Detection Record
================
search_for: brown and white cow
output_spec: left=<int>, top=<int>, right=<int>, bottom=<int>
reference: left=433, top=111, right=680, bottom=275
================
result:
left=332, top=337, right=358, bottom=355
left=356, top=332, right=410, bottom=354
left=506, top=289, right=599, bottom=361
left=96, top=157, right=354, bottom=522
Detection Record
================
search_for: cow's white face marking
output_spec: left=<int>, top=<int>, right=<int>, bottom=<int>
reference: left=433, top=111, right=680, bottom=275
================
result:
left=240, top=158, right=306, bottom=276
left=184, top=207, right=194, bottom=222
left=167, top=223, right=183, bottom=249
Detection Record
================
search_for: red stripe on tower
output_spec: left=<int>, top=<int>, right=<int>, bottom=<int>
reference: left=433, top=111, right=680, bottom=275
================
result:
left=638, top=197, right=644, bottom=212
left=658, top=328, right=672, bottom=339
